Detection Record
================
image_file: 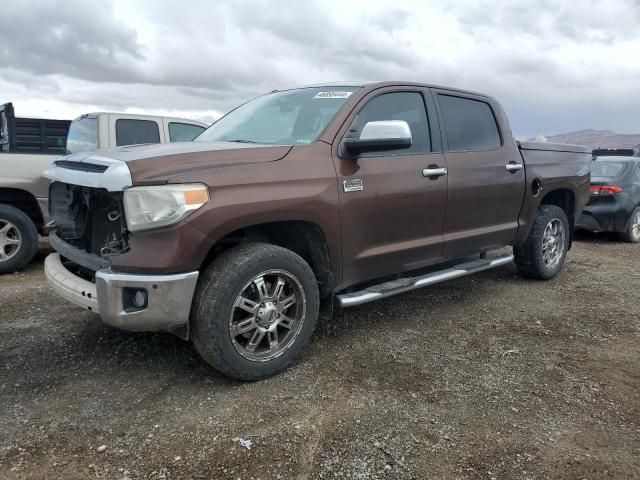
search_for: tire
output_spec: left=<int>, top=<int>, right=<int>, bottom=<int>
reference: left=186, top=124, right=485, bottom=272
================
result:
left=619, top=206, right=640, bottom=243
left=514, top=205, right=570, bottom=280
left=0, top=204, right=38, bottom=275
left=190, top=243, right=320, bottom=381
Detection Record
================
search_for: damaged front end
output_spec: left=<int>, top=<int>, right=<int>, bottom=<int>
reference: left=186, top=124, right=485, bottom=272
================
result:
left=49, top=182, right=129, bottom=275
left=42, top=156, right=200, bottom=337
left=51, top=182, right=129, bottom=255
left=44, top=157, right=134, bottom=278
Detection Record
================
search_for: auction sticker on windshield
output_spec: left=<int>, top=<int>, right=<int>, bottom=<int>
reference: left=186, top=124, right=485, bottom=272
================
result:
left=314, top=91, right=353, bottom=99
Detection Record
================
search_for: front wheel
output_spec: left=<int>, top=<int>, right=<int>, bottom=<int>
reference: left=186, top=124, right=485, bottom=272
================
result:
left=514, top=205, right=570, bottom=280
left=0, top=204, right=38, bottom=275
left=190, top=243, right=319, bottom=381
left=620, top=206, right=640, bottom=243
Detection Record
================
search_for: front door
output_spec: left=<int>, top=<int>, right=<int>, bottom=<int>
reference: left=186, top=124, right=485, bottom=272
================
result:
left=433, top=91, right=526, bottom=259
left=333, top=88, right=448, bottom=287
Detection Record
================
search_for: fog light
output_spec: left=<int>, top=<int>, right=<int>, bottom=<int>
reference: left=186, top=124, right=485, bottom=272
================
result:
left=123, top=287, right=148, bottom=311
left=133, top=290, right=147, bottom=308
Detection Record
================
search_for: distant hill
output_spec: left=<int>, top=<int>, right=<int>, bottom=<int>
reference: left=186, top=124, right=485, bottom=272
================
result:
left=533, top=129, right=640, bottom=149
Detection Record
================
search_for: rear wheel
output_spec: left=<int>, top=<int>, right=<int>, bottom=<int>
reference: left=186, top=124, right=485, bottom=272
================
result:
left=0, top=204, right=38, bottom=274
left=620, top=207, right=640, bottom=243
left=190, top=243, right=319, bottom=381
left=514, top=205, right=570, bottom=280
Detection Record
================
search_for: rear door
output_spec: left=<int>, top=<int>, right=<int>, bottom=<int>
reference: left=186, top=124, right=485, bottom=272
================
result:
left=333, top=87, right=448, bottom=286
left=433, top=90, right=526, bottom=259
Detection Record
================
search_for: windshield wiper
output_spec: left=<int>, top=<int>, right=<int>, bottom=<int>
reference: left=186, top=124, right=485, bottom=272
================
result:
left=226, top=139, right=262, bottom=144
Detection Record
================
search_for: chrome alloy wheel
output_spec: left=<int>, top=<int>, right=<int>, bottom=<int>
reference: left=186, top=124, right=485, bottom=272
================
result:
left=229, top=269, right=306, bottom=362
left=542, top=218, right=565, bottom=269
left=0, top=219, right=22, bottom=263
left=631, top=209, right=640, bottom=240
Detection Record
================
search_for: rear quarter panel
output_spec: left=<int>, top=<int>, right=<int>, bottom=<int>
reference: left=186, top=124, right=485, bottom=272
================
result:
left=515, top=145, right=591, bottom=244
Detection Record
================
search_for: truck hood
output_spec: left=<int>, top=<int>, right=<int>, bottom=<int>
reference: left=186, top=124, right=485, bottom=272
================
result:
left=66, top=141, right=293, bottom=185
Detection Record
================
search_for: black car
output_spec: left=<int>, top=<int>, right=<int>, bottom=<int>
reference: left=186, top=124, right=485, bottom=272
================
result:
left=577, top=157, right=640, bottom=242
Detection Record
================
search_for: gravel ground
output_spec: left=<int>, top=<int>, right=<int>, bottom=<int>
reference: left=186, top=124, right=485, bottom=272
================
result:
left=0, top=233, right=639, bottom=480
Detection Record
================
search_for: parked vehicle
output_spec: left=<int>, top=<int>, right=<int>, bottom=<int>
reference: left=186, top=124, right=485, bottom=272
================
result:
left=593, top=148, right=639, bottom=158
left=0, top=103, right=71, bottom=273
left=42, top=82, right=591, bottom=380
left=576, top=157, right=640, bottom=242
left=0, top=109, right=207, bottom=273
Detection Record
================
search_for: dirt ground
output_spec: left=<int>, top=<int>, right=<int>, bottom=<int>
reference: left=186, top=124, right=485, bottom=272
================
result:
left=0, top=233, right=638, bottom=480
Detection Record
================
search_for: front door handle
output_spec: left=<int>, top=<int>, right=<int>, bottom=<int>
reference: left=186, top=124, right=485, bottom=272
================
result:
left=422, top=167, right=448, bottom=178
left=505, top=163, right=523, bottom=173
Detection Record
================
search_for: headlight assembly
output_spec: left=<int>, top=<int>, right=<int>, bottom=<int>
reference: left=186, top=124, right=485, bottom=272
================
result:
left=123, top=184, right=209, bottom=232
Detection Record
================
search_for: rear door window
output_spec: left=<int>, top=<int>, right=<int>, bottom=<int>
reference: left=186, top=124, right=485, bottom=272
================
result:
left=353, top=91, right=431, bottom=155
left=169, top=122, right=206, bottom=142
left=116, top=119, right=161, bottom=147
left=438, top=95, right=501, bottom=152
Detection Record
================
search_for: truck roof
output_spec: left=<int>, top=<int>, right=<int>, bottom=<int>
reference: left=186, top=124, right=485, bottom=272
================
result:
left=73, top=112, right=208, bottom=127
left=277, top=81, right=492, bottom=99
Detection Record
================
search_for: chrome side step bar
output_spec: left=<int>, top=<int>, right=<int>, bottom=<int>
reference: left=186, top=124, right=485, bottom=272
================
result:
left=336, top=253, right=514, bottom=308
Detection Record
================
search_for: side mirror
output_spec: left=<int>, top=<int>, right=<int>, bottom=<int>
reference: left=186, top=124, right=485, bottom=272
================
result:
left=344, top=120, right=412, bottom=155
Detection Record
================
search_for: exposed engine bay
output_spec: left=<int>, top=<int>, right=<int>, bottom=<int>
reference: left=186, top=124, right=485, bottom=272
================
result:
left=49, top=182, right=129, bottom=262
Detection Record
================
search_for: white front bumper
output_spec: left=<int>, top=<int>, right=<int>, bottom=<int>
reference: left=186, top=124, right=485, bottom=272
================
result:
left=44, top=253, right=99, bottom=312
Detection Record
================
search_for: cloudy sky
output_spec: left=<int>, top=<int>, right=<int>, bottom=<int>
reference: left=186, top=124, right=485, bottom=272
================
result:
left=1, top=0, right=639, bottom=137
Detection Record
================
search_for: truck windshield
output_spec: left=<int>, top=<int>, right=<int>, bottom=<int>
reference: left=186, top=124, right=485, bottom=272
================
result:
left=194, top=87, right=358, bottom=145
left=66, top=117, right=98, bottom=154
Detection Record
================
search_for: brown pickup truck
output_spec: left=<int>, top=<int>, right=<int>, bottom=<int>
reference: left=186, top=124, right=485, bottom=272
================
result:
left=43, top=82, right=591, bottom=380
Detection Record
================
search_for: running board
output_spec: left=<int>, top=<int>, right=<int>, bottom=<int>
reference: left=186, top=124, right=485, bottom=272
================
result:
left=336, top=253, right=514, bottom=308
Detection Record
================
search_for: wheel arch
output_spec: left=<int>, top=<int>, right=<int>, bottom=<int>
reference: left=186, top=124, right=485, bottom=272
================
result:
left=203, top=220, right=334, bottom=298
left=515, top=185, right=578, bottom=248
left=0, top=188, right=43, bottom=232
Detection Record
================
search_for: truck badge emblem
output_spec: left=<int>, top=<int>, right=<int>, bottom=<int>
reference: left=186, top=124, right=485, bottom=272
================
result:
left=343, top=179, right=364, bottom=192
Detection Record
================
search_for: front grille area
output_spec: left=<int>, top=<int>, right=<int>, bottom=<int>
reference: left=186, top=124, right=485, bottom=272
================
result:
left=49, top=182, right=129, bottom=266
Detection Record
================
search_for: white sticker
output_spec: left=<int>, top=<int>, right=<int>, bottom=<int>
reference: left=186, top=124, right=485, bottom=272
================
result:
left=343, top=179, right=363, bottom=192
left=314, top=91, right=353, bottom=99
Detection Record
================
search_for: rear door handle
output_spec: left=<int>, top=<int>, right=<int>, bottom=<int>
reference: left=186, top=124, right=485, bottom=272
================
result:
left=422, top=167, right=448, bottom=178
left=505, top=163, right=523, bottom=173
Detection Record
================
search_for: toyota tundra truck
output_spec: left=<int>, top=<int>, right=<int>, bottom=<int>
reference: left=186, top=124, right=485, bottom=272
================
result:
left=42, top=82, right=591, bottom=380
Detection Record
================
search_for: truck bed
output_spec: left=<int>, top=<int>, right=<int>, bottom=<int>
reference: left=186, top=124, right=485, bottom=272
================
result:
left=515, top=140, right=592, bottom=244
left=0, top=103, right=70, bottom=155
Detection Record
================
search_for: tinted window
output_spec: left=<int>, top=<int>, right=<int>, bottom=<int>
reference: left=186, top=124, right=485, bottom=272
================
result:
left=592, top=161, right=627, bottom=177
left=438, top=95, right=501, bottom=151
left=66, top=117, right=98, bottom=154
left=169, top=122, right=206, bottom=142
left=354, top=92, right=430, bottom=155
left=116, top=119, right=160, bottom=147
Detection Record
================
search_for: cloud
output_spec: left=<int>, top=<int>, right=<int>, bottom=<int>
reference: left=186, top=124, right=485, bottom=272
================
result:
left=1, top=0, right=639, bottom=135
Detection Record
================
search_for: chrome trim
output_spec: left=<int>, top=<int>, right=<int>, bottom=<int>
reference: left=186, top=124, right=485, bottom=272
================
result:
left=360, top=120, right=412, bottom=143
left=422, top=167, right=448, bottom=178
left=337, top=253, right=514, bottom=307
left=44, top=252, right=199, bottom=332
left=43, top=153, right=132, bottom=192
left=505, top=163, right=524, bottom=172
left=95, top=269, right=199, bottom=332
